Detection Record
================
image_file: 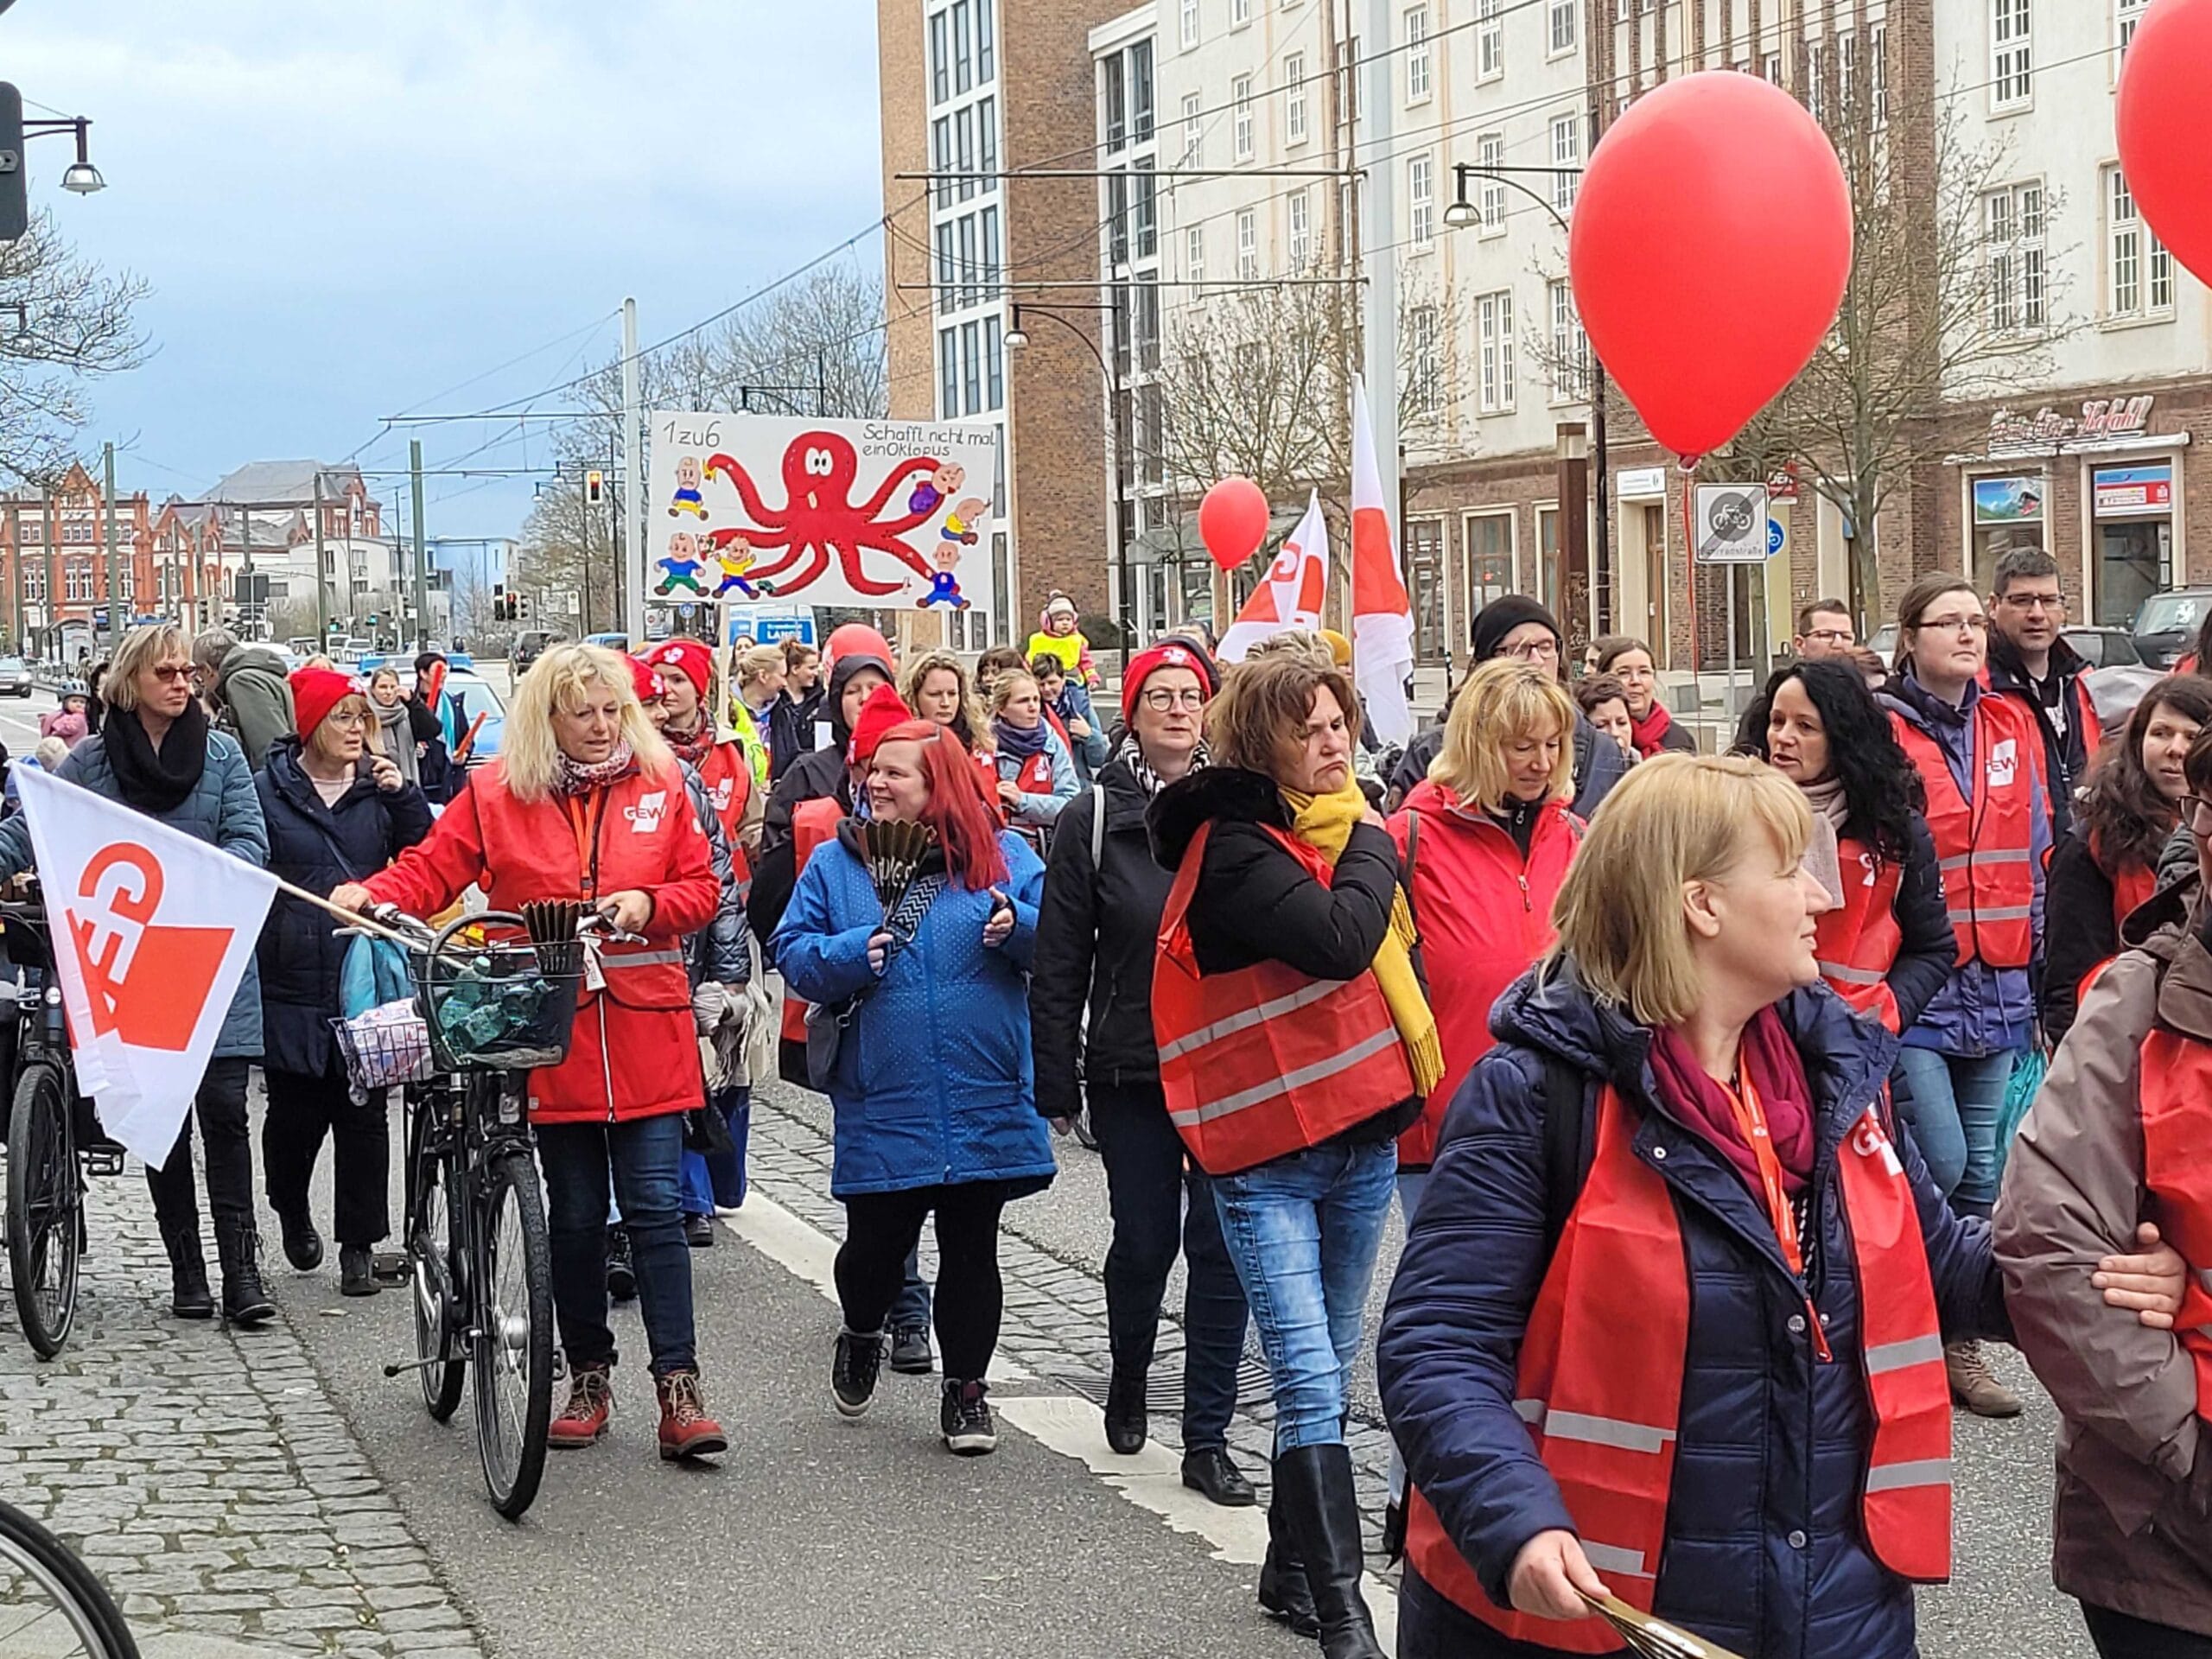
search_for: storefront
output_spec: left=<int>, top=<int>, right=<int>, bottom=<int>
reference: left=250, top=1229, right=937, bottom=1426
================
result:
left=2088, top=460, right=2174, bottom=626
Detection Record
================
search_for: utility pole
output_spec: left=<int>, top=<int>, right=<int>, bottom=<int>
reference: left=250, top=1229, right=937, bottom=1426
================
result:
left=312, top=472, right=329, bottom=645
left=6, top=501, right=20, bottom=655
left=410, top=439, right=429, bottom=649
left=41, top=486, right=54, bottom=664
left=620, top=297, right=644, bottom=641
left=101, top=441, right=118, bottom=647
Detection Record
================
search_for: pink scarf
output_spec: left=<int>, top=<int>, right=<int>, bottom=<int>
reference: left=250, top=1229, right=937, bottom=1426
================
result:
left=1646, top=1006, right=1815, bottom=1197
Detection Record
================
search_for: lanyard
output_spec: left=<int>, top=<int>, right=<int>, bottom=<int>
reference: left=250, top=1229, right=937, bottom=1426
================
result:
left=1722, top=1066, right=1834, bottom=1363
left=562, top=791, right=607, bottom=899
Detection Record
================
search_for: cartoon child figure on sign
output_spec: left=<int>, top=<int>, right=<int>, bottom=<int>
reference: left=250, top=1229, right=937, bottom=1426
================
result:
left=710, top=534, right=773, bottom=601
left=907, top=460, right=966, bottom=518
left=656, top=530, right=710, bottom=596
left=918, top=499, right=988, bottom=611
left=668, top=455, right=709, bottom=521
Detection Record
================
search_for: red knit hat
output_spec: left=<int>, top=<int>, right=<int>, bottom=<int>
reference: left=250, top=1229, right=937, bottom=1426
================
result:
left=1120, top=640, right=1217, bottom=726
left=289, top=666, right=363, bottom=743
left=847, top=682, right=916, bottom=766
left=625, top=656, right=663, bottom=706
left=639, top=637, right=713, bottom=702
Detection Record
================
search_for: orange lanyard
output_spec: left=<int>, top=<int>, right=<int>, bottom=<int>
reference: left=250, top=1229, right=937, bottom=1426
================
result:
left=562, top=792, right=606, bottom=899
left=1722, top=1067, right=1834, bottom=1362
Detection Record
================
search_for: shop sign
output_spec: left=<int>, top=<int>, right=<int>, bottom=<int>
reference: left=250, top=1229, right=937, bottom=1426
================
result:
left=2092, top=462, right=2174, bottom=518
left=1616, top=466, right=1668, bottom=499
left=1987, top=395, right=2155, bottom=450
left=1972, top=474, right=2044, bottom=524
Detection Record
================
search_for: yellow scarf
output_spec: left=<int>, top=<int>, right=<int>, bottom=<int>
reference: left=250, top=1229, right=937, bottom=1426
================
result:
left=1280, top=779, right=1446, bottom=1099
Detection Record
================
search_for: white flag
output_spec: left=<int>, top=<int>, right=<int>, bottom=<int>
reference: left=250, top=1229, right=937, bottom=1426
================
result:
left=12, top=764, right=278, bottom=1164
left=1350, top=375, right=1418, bottom=746
left=1217, top=491, right=1329, bottom=664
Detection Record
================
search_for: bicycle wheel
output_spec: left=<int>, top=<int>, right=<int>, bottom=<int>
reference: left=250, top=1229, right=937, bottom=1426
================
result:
left=472, top=1149, right=552, bottom=1521
left=7, top=1060, right=80, bottom=1358
left=0, top=1497, right=140, bottom=1656
left=405, top=1099, right=465, bottom=1422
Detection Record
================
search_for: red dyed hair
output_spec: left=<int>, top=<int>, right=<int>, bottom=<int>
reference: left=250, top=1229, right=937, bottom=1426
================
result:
left=872, top=718, right=1009, bottom=893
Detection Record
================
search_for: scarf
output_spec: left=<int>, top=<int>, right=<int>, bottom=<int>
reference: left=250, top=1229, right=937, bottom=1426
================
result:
left=1278, top=778, right=1446, bottom=1098
left=1114, top=732, right=1209, bottom=798
left=1799, top=775, right=1850, bottom=833
left=1629, top=699, right=1676, bottom=758
left=1647, top=1006, right=1815, bottom=1197
left=553, top=741, right=636, bottom=798
left=664, top=718, right=715, bottom=772
left=103, top=700, right=210, bottom=815
left=373, top=699, right=420, bottom=785
left=993, top=715, right=1052, bottom=760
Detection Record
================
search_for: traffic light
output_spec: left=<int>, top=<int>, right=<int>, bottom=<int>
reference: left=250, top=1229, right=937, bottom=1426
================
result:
left=0, top=86, right=25, bottom=245
left=584, top=469, right=606, bottom=506
left=493, top=582, right=508, bottom=623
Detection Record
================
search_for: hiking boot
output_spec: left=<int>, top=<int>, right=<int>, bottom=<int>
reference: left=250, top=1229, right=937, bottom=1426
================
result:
left=607, top=1227, right=637, bottom=1303
left=832, top=1328, right=884, bottom=1418
left=276, top=1206, right=323, bottom=1272
left=216, top=1223, right=276, bottom=1327
left=1946, top=1339, right=2023, bottom=1419
left=1103, top=1367, right=1147, bottom=1455
left=339, top=1245, right=379, bottom=1298
left=940, top=1378, right=997, bottom=1456
left=162, top=1226, right=213, bottom=1321
left=889, top=1324, right=933, bottom=1375
left=549, top=1363, right=613, bottom=1448
left=656, top=1370, right=728, bottom=1462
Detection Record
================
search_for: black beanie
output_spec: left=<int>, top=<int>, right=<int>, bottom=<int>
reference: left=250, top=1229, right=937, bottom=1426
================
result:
left=1470, top=595, right=1562, bottom=663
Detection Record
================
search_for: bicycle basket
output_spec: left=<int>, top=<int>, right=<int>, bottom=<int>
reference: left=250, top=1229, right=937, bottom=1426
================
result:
left=412, top=940, right=581, bottom=1071
left=331, top=999, right=435, bottom=1095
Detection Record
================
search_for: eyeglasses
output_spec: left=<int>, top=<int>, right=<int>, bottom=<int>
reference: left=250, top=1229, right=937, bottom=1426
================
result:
left=2184, top=795, right=2212, bottom=836
left=1501, top=639, right=1560, bottom=662
left=1999, top=592, right=2066, bottom=612
left=1915, top=613, right=1989, bottom=635
left=1141, top=687, right=1207, bottom=712
left=1802, top=628, right=1855, bottom=645
left=149, top=664, right=193, bottom=683
left=324, top=711, right=370, bottom=731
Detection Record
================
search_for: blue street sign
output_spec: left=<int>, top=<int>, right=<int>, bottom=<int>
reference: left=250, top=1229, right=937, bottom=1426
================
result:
left=1766, top=518, right=1785, bottom=557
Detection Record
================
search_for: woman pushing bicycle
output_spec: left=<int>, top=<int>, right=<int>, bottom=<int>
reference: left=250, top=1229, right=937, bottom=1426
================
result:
left=330, top=641, right=728, bottom=1465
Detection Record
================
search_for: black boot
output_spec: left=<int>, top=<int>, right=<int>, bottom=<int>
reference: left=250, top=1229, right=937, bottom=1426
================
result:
left=216, top=1221, right=276, bottom=1326
left=162, top=1225, right=213, bottom=1320
left=1257, top=1467, right=1319, bottom=1637
left=1103, top=1367, right=1147, bottom=1455
left=1277, top=1444, right=1383, bottom=1659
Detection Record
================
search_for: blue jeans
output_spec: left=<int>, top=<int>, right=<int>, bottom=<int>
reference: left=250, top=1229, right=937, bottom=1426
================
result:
left=539, top=1114, right=697, bottom=1376
left=1894, top=1046, right=2018, bottom=1217
left=1211, top=1138, right=1396, bottom=1451
left=679, top=1086, right=753, bottom=1215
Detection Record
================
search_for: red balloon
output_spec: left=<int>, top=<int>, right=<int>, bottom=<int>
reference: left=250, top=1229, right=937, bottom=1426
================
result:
left=1568, top=72, right=1853, bottom=462
left=823, top=622, right=896, bottom=673
left=1198, top=477, right=1271, bottom=573
left=2119, top=0, right=2212, bottom=292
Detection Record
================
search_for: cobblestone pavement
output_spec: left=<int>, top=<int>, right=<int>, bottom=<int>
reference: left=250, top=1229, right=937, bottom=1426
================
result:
left=0, top=1157, right=477, bottom=1658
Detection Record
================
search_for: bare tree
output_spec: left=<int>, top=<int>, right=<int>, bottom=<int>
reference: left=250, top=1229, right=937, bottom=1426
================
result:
left=0, top=211, right=149, bottom=484
left=447, top=569, right=499, bottom=645
left=513, top=480, right=618, bottom=635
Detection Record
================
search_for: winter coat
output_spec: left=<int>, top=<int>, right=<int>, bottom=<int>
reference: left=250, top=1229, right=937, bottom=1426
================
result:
left=1047, top=682, right=1109, bottom=780
left=2041, top=823, right=2158, bottom=1045
left=993, top=721, right=1080, bottom=827
left=1147, top=765, right=1422, bottom=1148
left=752, top=652, right=892, bottom=944
left=212, top=645, right=296, bottom=772
left=677, top=758, right=748, bottom=989
left=254, top=740, right=435, bottom=1077
left=1378, top=964, right=2008, bottom=1659
left=1393, top=708, right=1626, bottom=823
left=1388, top=781, right=1580, bottom=1170
left=0, top=728, right=269, bottom=1058
left=1997, top=876, right=2212, bottom=1640
left=770, top=822, right=1057, bottom=1199
left=1029, top=758, right=1177, bottom=1121
left=38, top=707, right=87, bottom=748
left=1986, top=631, right=2096, bottom=834
left=360, top=759, right=719, bottom=1125
left=1884, top=673, right=2049, bottom=1058
left=769, top=682, right=827, bottom=782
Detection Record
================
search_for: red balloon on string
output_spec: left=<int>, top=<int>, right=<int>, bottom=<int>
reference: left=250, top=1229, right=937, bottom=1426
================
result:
left=1198, top=477, right=1271, bottom=573
left=823, top=622, right=896, bottom=672
left=2119, top=0, right=2212, bottom=291
left=1568, top=71, right=1853, bottom=462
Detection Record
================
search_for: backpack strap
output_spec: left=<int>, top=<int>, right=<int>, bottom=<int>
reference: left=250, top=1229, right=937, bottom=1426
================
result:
left=1089, top=781, right=1106, bottom=868
left=1540, top=1052, right=1594, bottom=1255
left=1400, top=808, right=1421, bottom=930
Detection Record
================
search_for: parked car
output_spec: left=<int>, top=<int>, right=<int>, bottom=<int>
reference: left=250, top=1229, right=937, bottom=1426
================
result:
left=511, top=629, right=562, bottom=677
left=440, top=669, right=507, bottom=766
left=585, top=631, right=631, bottom=654
left=0, top=658, right=32, bottom=697
left=2059, top=626, right=2143, bottom=668
left=2133, top=588, right=2212, bottom=670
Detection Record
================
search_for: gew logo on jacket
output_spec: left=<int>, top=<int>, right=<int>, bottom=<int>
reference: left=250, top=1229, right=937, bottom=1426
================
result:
left=1986, top=738, right=2018, bottom=790
left=625, top=791, right=668, bottom=833
left=68, top=843, right=234, bottom=1052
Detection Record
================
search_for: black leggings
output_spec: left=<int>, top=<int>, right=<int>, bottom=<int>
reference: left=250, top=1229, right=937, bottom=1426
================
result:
left=835, top=1184, right=1008, bottom=1382
left=2086, top=1606, right=2212, bottom=1659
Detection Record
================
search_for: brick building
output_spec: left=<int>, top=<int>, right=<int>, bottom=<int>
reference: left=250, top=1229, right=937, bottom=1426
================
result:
left=0, top=461, right=156, bottom=655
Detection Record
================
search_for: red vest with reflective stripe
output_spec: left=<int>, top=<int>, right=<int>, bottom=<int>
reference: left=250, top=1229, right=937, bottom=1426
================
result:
left=1816, top=837, right=1905, bottom=1033
left=1891, top=697, right=2039, bottom=969
left=778, top=798, right=845, bottom=1049
left=2139, top=1028, right=2212, bottom=1420
left=1151, top=821, right=1414, bottom=1176
left=1406, top=1086, right=1954, bottom=1649
left=693, top=741, right=753, bottom=891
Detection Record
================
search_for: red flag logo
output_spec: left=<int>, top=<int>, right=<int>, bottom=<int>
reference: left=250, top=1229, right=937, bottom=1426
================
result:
left=68, top=843, right=234, bottom=1052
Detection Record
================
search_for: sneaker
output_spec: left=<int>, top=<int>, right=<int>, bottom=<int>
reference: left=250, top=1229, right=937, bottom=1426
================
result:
left=832, top=1329, right=884, bottom=1418
left=276, top=1207, right=323, bottom=1272
left=713, top=1202, right=744, bottom=1217
left=1945, top=1338, right=2024, bottom=1419
left=940, top=1378, right=997, bottom=1456
left=683, top=1213, right=715, bottom=1249
left=549, top=1363, right=614, bottom=1448
left=656, top=1370, right=728, bottom=1462
left=888, top=1325, right=934, bottom=1375
left=607, top=1228, right=637, bottom=1303
left=338, top=1245, right=380, bottom=1298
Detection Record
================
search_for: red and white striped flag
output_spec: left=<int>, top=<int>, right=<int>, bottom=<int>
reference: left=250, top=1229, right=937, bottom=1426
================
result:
left=1217, top=491, right=1329, bottom=664
left=1351, top=375, right=1417, bottom=745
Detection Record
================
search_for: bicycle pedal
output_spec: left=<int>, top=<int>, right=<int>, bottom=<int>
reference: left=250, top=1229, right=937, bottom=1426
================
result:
left=371, top=1249, right=410, bottom=1285
left=82, top=1147, right=124, bottom=1178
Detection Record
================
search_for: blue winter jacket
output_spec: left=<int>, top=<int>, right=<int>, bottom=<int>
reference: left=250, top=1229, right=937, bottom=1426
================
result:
left=1377, top=963, right=2007, bottom=1659
left=0, top=726, right=270, bottom=1059
left=770, top=823, right=1057, bottom=1199
left=1049, top=682, right=1109, bottom=780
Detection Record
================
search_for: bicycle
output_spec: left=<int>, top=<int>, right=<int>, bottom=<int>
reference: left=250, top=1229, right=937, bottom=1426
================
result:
left=0, top=878, right=123, bottom=1359
left=0, top=1497, right=139, bottom=1656
left=333, top=906, right=594, bottom=1522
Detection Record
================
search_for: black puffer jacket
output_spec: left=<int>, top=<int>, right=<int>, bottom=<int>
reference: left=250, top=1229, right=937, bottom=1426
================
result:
left=1029, top=757, right=1176, bottom=1120
left=769, top=682, right=827, bottom=781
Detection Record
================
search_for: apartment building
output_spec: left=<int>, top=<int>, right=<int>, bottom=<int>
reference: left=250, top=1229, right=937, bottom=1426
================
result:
left=0, top=461, right=157, bottom=653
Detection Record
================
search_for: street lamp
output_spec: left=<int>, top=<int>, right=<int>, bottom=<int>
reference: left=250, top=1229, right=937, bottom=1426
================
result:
left=26, top=117, right=105, bottom=195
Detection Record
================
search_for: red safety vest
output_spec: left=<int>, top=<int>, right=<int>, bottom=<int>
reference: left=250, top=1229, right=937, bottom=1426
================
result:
left=2139, top=1027, right=2212, bottom=1420
left=777, top=798, right=845, bottom=1051
left=1151, top=821, right=1414, bottom=1176
left=1007, top=751, right=1053, bottom=798
left=1406, top=1085, right=1954, bottom=1649
left=1891, top=697, right=2040, bottom=969
left=1816, top=836, right=1906, bottom=1033
left=690, top=741, right=753, bottom=893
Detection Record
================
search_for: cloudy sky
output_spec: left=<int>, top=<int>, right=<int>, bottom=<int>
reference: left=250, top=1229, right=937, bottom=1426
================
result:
left=3, top=0, right=884, bottom=537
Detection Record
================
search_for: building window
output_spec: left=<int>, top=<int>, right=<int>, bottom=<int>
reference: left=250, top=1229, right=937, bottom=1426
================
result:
left=1478, top=132, right=1505, bottom=233
left=1103, top=53, right=1128, bottom=153
left=1985, top=181, right=2046, bottom=335
left=2117, top=0, right=2148, bottom=63
left=931, top=117, right=952, bottom=207
left=936, top=222, right=957, bottom=315
left=1182, top=92, right=1203, bottom=164
left=1478, top=289, right=1516, bottom=413
left=1407, top=5, right=1433, bottom=101
left=981, top=203, right=1001, bottom=299
left=978, top=95, right=997, bottom=181
left=1180, top=0, right=1199, bottom=49
left=1992, top=0, right=2031, bottom=109
left=1232, top=0, right=1249, bottom=25
left=1288, top=187, right=1313, bottom=267
left=1408, top=303, right=1440, bottom=416
left=1286, top=53, right=1309, bottom=144
left=1186, top=224, right=1206, bottom=286
left=952, top=0, right=974, bottom=94
left=1837, top=33, right=1857, bottom=124
left=1409, top=154, right=1434, bottom=249
left=1336, top=35, right=1361, bottom=125
left=1130, top=41, right=1153, bottom=140
left=1477, top=0, right=1503, bottom=81
left=1550, top=114, right=1580, bottom=213
left=976, top=0, right=995, bottom=81
left=959, top=213, right=980, bottom=307
left=2106, top=165, right=2174, bottom=320
left=1548, top=0, right=1577, bottom=54
left=983, top=315, right=1004, bottom=410
left=956, top=105, right=976, bottom=201
left=1232, top=74, right=1254, bottom=162
left=1549, top=278, right=1590, bottom=399
left=929, top=10, right=949, bottom=105
left=961, top=320, right=982, bottom=416
left=938, top=329, right=958, bottom=418
left=1872, top=24, right=1889, bottom=124
left=1236, top=208, right=1258, bottom=279
left=1764, top=50, right=1784, bottom=84
left=1806, top=41, right=1827, bottom=124
left=1134, top=169, right=1157, bottom=260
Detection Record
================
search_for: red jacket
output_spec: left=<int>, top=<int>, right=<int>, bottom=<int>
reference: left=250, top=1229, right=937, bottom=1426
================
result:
left=1389, top=781, right=1580, bottom=1170
left=363, top=758, right=719, bottom=1125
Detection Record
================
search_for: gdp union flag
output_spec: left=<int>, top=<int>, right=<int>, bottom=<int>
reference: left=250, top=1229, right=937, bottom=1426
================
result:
left=11, top=763, right=277, bottom=1164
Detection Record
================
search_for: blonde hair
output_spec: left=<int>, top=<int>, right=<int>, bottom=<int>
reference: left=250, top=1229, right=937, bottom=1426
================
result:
left=302, top=654, right=337, bottom=672
left=735, top=644, right=784, bottom=689
left=899, top=650, right=988, bottom=752
left=499, top=642, right=671, bottom=802
left=1550, top=754, right=1814, bottom=1027
left=105, top=624, right=191, bottom=712
left=1243, top=630, right=1336, bottom=671
left=1430, top=658, right=1577, bottom=810
left=987, top=669, right=1040, bottom=717
left=368, top=665, right=403, bottom=694
left=1207, top=651, right=1361, bottom=780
